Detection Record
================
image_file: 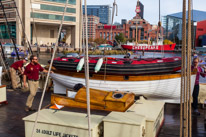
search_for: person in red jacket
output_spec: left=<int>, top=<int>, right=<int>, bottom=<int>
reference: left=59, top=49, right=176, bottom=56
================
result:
left=23, top=55, right=50, bottom=112
left=192, top=58, right=206, bottom=115
left=9, top=58, right=28, bottom=89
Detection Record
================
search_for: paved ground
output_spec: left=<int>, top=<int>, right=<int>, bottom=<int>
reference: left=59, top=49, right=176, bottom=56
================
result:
left=0, top=89, right=206, bottom=137
left=159, top=104, right=206, bottom=137
left=0, top=89, right=51, bottom=137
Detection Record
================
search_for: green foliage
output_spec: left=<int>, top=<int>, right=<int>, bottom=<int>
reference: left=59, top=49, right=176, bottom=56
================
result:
left=163, top=39, right=174, bottom=45
left=94, top=38, right=107, bottom=45
left=115, top=33, right=126, bottom=43
left=63, top=50, right=126, bottom=55
left=138, top=40, right=148, bottom=44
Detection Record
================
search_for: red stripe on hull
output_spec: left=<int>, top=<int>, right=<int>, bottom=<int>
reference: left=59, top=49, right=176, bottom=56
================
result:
left=121, top=44, right=176, bottom=51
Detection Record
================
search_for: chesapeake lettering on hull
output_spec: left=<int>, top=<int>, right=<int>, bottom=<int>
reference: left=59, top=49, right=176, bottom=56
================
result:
left=133, top=45, right=159, bottom=50
left=36, top=129, right=78, bottom=137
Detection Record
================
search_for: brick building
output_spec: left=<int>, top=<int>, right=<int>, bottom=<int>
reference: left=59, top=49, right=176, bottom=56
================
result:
left=95, top=24, right=124, bottom=41
left=95, top=0, right=160, bottom=43
left=95, top=16, right=159, bottom=42
left=124, top=16, right=158, bottom=41
left=83, top=15, right=99, bottom=39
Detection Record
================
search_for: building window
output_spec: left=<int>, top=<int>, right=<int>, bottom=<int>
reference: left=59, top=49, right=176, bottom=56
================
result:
left=100, top=32, right=102, bottom=38
left=111, top=33, right=113, bottom=40
left=114, top=32, right=116, bottom=38
left=107, top=32, right=109, bottom=40
left=104, top=32, right=106, bottom=39
left=0, top=23, right=16, bottom=39
left=31, top=13, right=76, bottom=22
left=40, top=4, right=76, bottom=13
left=50, top=30, right=54, bottom=38
left=43, top=0, right=76, bottom=5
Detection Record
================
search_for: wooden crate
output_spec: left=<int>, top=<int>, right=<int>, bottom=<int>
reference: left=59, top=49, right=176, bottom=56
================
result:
left=103, top=112, right=146, bottom=137
left=126, top=97, right=165, bottom=137
left=0, top=85, right=7, bottom=104
left=23, top=109, right=104, bottom=137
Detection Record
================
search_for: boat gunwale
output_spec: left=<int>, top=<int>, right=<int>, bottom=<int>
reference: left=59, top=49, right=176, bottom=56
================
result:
left=53, top=70, right=196, bottom=81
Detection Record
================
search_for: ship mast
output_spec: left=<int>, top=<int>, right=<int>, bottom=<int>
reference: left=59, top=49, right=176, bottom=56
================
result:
left=157, top=0, right=162, bottom=44
left=135, top=0, right=140, bottom=45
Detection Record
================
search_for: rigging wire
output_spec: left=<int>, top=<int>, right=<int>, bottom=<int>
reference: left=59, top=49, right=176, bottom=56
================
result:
left=103, top=0, right=118, bottom=81
left=0, top=1, right=20, bottom=60
left=30, top=0, right=69, bottom=137
left=13, top=0, right=33, bottom=55
left=0, top=42, right=10, bottom=80
left=29, top=0, right=39, bottom=57
left=0, top=20, right=11, bottom=79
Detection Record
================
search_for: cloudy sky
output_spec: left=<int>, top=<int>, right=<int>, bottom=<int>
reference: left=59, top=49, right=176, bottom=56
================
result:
left=86, top=0, right=206, bottom=25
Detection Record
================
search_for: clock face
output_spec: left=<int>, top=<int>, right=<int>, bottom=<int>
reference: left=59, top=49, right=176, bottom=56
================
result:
left=135, top=6, right=141, bottom=13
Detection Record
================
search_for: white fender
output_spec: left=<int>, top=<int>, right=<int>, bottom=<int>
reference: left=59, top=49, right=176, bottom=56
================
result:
left=76, top=57, right=84, bottom=72
left=94, top=58, right=103, bottom=73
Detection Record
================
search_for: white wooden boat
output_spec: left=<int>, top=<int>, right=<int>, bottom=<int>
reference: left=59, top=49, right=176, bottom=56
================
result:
left=50, top=71, right=196, bottom=103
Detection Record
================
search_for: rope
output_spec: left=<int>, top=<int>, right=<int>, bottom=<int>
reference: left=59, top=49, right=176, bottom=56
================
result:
left=188, top=0, right=192, bottom=136
left=104, top=57, right=108, bottom=81
left=180, top=0, right=186, bottom=136
left=0, top=26, right=10, bottom=79
left=30, top=1, right=69, bottom=137
left=180, top=0, right=192, bottom=136
left=0, top=1, right=20, bottom=60
left=84, top=0, right=92, bottom=137
left=13, top=0, right=33, bottom=55
left=79, top=0, right=83, bottom=53
left=0, top=51, right=10, bottom=80
left=29, top=0, right=39, bottom=57
left=81, top=0, right=85, bottom=55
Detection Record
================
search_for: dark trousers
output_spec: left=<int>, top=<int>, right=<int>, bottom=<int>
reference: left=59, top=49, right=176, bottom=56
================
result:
left=192, top=84, right=199, bottom=110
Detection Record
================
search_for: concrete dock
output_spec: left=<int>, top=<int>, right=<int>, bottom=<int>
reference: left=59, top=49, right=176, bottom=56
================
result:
left=0, top=88, right=206, bottom=137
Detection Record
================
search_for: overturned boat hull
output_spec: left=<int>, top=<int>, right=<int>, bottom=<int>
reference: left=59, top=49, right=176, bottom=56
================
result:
left=50, top=72, right=196, bottom=103
left=51, top=87, right=135, bottom=112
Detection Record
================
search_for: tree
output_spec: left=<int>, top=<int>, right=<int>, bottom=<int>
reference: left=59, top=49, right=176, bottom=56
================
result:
left=94, top=38, right=106, bottom=45
left=115, top=33, right=126, bottom=43
left=88, top=38, right=93, bottom=43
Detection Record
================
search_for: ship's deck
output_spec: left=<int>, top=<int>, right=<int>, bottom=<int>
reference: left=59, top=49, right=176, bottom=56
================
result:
left=0, top=89, right=206, bottom=137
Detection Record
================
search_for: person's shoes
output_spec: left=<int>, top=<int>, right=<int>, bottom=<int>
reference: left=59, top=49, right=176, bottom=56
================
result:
left=193, top=109, right=200, bottom=116
left=25, top=106, right=29, bottom=112
left=28, top=107, right=36, bottom=111
left=13, top=87, right=21, bottom=91
left=25, top=106, right=36, bottom=112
